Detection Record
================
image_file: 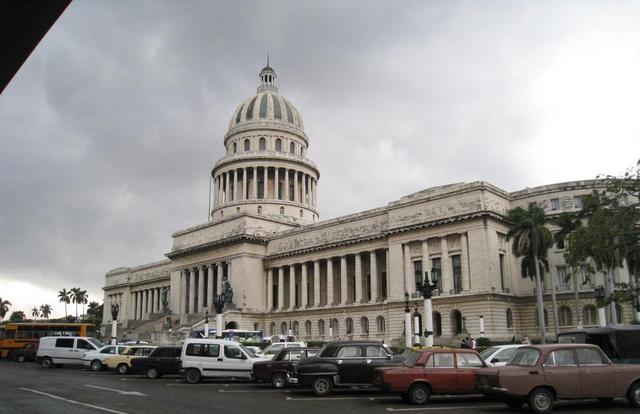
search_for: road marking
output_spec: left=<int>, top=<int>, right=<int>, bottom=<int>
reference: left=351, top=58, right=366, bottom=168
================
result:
left=19, top=388, right=131, bottom=414
left=385, top=404, right=505, bottom=411
left=286, top=396, right=397, bottom=401
left=85, top=384, right=146, bottom=396
left=219, top=389, right=290, bottom=393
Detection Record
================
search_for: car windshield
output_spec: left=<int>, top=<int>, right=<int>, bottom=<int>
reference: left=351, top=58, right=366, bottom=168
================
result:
left=508, top=348, right=540, bottom=366
left=402, top=351, right=420, bottom=367
left=87, top=338, right=104, bottom=348
left=480, top=346, right=500, bottom=360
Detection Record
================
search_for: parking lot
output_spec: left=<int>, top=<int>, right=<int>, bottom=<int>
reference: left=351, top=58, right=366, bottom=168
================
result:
left=0, top=360, right=637, bottom=414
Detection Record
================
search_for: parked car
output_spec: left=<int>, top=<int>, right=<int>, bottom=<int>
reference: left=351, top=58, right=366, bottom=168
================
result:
left=105, top=345, right=156, bottom=374
left=253, top=347, right=319, bottom=388
left=557, top=326, right=640, bottom=364
left=292, top=340, right=404, bottom=396
left=8, top=343, right=38, bottom=363
left=475, top=344, right=640, bottom=413
left=374, top=348, right=488, bottom=404
left=82, top=345, right=127, bottom=371
left=479, top=344, right=522, bottom=367
left=130, top=346, right=182, bottom=379
left=256, top=341, right=307, bottom=360
left=36, top=336, right=104, bottom=368
left=180, top=338, right=268, bottom=384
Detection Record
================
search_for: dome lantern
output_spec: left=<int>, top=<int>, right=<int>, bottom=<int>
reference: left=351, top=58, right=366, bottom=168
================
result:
left=258, top=57, right=277, bottom=92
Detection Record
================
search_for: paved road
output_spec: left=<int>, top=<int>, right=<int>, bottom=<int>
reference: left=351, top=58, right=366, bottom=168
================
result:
left=0, top=360, right=636, bottom=414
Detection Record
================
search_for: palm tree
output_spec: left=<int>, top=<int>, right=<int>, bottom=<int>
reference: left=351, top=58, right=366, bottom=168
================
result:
left=31, top=307, right=40, bottom=319
left=58, top=288, right=71, bottom=318
left=506, top=204, right=554, bottom=343
left=69, top=287, right=82, bottom=322
left=39, top=304, right=52, bottom=319
left=79, top=290, right=88, bottom=320
left=0, top=298, right=12, bottom=320
left=553, top=212, right=583, bottom=327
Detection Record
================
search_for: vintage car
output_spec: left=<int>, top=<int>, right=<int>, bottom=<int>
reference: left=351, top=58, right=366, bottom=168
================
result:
left=252, top=347, right=319, bottom=388
left=82, top=344, right=127, bottom=371
left=104, top=345, right=156, bottom=374
left=8, top=343, right=38, bottom=363
left=373, top=348, right=488, bottom=404
left=479, top=344, right=523, bottom=367
left=130, top=346, right=182, bottom=379
left=475, top=344, right=640, bottom=413
left=292, top=340, right=404, bottom=396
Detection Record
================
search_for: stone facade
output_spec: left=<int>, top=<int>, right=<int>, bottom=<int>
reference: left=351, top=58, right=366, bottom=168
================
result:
left=102, top=65, right=634, bottom=344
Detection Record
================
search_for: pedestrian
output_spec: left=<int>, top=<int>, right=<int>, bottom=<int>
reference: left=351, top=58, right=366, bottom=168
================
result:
left=522, top=335, right=531, bottom=344
left=470, top=337, right=477, bottom=350
left=460, top=337, right=468, bottom=349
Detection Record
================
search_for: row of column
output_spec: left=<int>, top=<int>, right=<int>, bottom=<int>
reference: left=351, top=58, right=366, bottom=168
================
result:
left=131, top=286, right=168, bottom=320
left=267, top=250, right=389, bottom=311
left=179, top=262, right=228, bottom=315
left=213, top=166, right=317, bottom=208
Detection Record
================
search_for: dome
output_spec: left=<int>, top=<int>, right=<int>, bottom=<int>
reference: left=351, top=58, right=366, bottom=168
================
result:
left=227, top=65, right=305, bottom=132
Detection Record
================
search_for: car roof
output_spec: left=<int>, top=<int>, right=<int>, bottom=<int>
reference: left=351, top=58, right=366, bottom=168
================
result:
left=326, top=340, right=384, bottom=346
left=520, top=343, right=601, bottom=350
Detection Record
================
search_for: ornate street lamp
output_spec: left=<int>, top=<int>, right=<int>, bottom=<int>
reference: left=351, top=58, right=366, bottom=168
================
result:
left=413, top=304, right=422, bottom=347
left=404, top=292, right=411, bottom=348
left=110, top=303, right=119, bottom=345
left=203, top=308, right=210, bottom=338
left=214, top=294, right=225, bottom=338
left=421, top=267, right=440, bottom=347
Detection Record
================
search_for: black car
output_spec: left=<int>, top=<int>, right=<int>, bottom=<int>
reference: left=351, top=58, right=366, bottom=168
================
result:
left=293, top=340, right=404, bottom=396
left=253, top=347, right=319, bottom=388
left=130, top=346, right=181, bottom=379
left=9, top=343, right=38, bottom=363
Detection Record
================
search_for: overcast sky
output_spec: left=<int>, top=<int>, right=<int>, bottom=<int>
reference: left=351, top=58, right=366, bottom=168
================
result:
left=1, top=0, right=639, bottom=318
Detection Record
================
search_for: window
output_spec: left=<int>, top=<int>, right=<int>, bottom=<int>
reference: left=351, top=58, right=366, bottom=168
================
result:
left=101, top=347, right=116, bottom=354
left=55, top=338, right=74, bottom=348
left=280, top=322, right=287, bottom=335
left=508, top=348, right=540, bottom=366
left=244, top=139, right=250, bottom=152
left=269, top=322, right=276, bottom=335
left=318, top=319, right=325, bottom=336
left=557, top=266, right=567, bottom=287
left=77, top=339, right=93, bottom=350
left=451, top=255, right=462, bottom=293
left=574, top=196, right=583, bottom=209
left=224, top=345, right=243, bottom=359
left=233, top=142, right=237, bottom=153
left=499, top=254, right=506, bottom=291
left=431, top=257, right=441, bottom=295
left=280, top=206, right=285, bottom=215
left=331, top=318, right=339, bottom=335
left=157, top=348, right=177, bottom=358
left=299, top=209, right=303, bottom=218
left=292, top=321, right=299, bottom=336
left=428, top=353, right=454, bottom=368
left=346, top=318, right=354, bottom=335
left=361, top=317, right=369, bottom=334
left=259, top=137, right=266, bottom=151
left=559, top=306, right=573, bottom=326
left=266, top=344, right=283, bottom=356
left=488, top=348, right=517, bottom=364
left=288, top=350, right=303, bottom=361
left=534, top=308, right=549, bottom=327
left=506, top=308, right=513, bottom=328
left=457, top=353, right=484, bottom=368
left=583, top=305, right=597, bottom=326
left=337, top=346, right=362, bottom=358
left=257, top=206, right=262, bottom=214
left=546, top=350, right=577, bottom=366
left=289, top=142, right=295, bottom=153
left=275, top=138, right=282, bottom=152
left=550, top=198, right=560, bottom=210
left=376, top=316, right=385, bottom=333
left=246, top=97, right=257, bottom=120
left=433, top=312, right=442, bottom=337
left=272, top=95, right=282, bottom=119
left=365, top=346, right=385, bottom=357
left=413, top=260, right=423, bottom=293
left=259, top=94, right=268, bottom=118
left=185, top=343, right=220, bottom=357
left=576, top=348, right=605, bottom=365
left=235, top=104, right=244, bottom=124
left=305, top=320, right=312, bottom=336
left=284, top=100, right=294, bottom=123
left=451, top=310, right=462, bottom=335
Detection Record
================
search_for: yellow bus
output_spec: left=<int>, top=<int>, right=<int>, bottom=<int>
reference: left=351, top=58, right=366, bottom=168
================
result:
left=0, top=322, right=98, bottom=358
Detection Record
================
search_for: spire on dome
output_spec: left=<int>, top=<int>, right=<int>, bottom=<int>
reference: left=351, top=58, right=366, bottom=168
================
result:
left=258, top=57, right=277, bottom=92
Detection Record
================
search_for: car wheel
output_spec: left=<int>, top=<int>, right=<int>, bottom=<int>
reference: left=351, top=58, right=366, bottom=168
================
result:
left=628, top=382, right=640, bottom=408
left=528, top=387, right=554, bottom=414
left=90, top=360, right=103, bottom=371
left=17, top=355, right=26, bottom=363
left=271, top=373, right=287, bottom=389
left=185, top=368, right=201, bottom=384
left=117, top=364, right=129, bottom=375
left=408, top=383, right=431, bottom=405
left=41, top=357, right=52, bottom=369
left=146, top=367, right=160, bottom=379
left=505, top=397, right=525, bottom=409
left=311, top=376, right=333, bottom=396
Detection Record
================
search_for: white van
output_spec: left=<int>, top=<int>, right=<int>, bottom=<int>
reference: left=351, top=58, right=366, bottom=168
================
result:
left=180, top=338, right=266, bottom=384
left=37, top=336, right=104, bottom=368
left=256, top=341, right=307, bottom=360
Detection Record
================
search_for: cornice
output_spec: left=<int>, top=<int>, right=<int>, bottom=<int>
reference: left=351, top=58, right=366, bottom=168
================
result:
left=211, top=152, right=320, bottom=178
left=166, top=234, right=268, bottom=259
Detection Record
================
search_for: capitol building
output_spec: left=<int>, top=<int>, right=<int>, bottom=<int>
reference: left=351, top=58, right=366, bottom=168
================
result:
left=102, top=64, right=634, bottom=344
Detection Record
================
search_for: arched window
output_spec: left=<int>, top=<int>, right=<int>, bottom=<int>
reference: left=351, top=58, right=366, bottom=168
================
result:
left=236, top=207, right=240, bottom=213
left=259, top=94, right=268, bottom=118
left=275, top=138, right=282, bottom=152
left=289, top=142, right=295, bottom=153
left=259, top=137, right=266, bottom=151
left=272, top=95, right=282, bottom=119
left=583, top=305, right=597, bottom=326
left=331, top=318, right=339, bottom=336
left=280, top=207, right=285, bottom=215
left=433, top=312, right=442, bottom=337
left=361, top=317, right=369, bottom=334
left=506, top=308, right=513, bottom=328
left=346, top=318, right=354, bottom=335
left=318, top=319, right=325, bottom=336
left=220, top=211, right=224, bottom=218
left=269, top=322, right=276, bottom=335
left=246, top=96, right=257, bottom=120
left=299, top=209, right=303, bottom=218
left=534, top=308, right=549, bottom=327
left=451, top=310, right=462, bottom=335
left=305, top=320, right=312, bottom=336
left=257, top=206, right=262, bottom=214
left=233, top=142, right=237, bottom=153
left=292, top=321, right=299, bottom=336
left=376, top=316, right=385, bottom=333
left=301, top=146, right=305, bottom=157
left=244, top=139, right=250, bottom=152
left=280, top=322, right=287, bottom=335
left=559, top=306, right=573, bottom=326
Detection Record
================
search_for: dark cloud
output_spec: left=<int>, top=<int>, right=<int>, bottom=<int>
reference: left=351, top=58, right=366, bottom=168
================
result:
left=1, top=0, right=640, bottom=313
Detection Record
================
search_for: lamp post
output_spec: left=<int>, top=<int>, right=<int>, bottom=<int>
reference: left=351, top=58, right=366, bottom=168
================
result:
left=595, top=285, right=607, bottom=327
left=413, top=304, right=422, bottom=347
left=404, top=293, right=411, bottom=348
left=214, top=294, right=225, bottom=338
left=421, top=267, right=440, bottom=347
left=288, top=321, right=292, bottom=338
left=110, top=303, right=119, bottom=345
left=479, top=315, right=485, bottom=338
left=203, top=308, right=210, bottom=338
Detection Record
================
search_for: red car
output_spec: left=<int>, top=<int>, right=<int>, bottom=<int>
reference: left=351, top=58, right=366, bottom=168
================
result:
left=374, top=349, right=488, bottom=404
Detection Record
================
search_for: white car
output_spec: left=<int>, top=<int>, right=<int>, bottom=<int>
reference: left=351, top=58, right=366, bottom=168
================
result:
left=479, top=344, right=523, bottom=366
left=82, top=345, right=127, bottom=371
left=256, top=341, right=307, bottom=360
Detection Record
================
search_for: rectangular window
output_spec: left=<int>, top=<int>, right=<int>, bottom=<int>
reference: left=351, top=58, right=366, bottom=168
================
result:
left=380, top=271, right=388, bottom=300
left=413, top=260, right=423, bottom=294
left=499, top=254, right=506, bottom=292
left=55, top=338, right=74, bottom=348
left=557, top=266, right=567, bottom=288
left=451, top=255, right=462, bottom=293
left=431, top=258, right=442, bottom=295
left=550, top=198, right=560, bottom=211
left=574, top=196, right=583, bottom=209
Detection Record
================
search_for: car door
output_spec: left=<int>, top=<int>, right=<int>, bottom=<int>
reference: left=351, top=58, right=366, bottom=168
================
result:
left=543, top=349, right=581, bottom=398
left=53, top=337, right=75, bottom=363
left=455, top=352, right=485, bottom=392
left=336, top=345, right=366, bottom=383
left=425, top=352, right=457, bottom=394
left=364, top=345, right=392, bottom=380
left=576, top=347, right=615, bottom=398
left=75, top=339, right=96, bottom=365
left=222, top=344, right=252, bottom=378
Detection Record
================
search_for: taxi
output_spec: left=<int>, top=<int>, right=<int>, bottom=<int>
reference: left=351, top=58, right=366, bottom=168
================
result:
left=104, top=345, right=156, bottom=374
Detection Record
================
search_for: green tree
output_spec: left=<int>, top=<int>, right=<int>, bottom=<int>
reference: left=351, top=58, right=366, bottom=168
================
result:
left=69, top=287, right=82, bottom=322
left=506, top=204, right=554, bottom=343
left=79, top=290, right=88, bottom=320
left=9, top=310, right=26, bottom=322
left=39, top=304, right=52, bottom=319
left=553, top=212, right=584, bottom=327
left=58, top=288, right=71, bottom=318
left=86, top=301, right=103, bottom=325
left=31, top=307, right=40, bottom=319
left=0, top=298, right=11, bottom=320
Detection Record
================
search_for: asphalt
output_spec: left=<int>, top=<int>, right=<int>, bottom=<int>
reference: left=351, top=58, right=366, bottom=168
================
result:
left=0, top=360, right=636, bottom=414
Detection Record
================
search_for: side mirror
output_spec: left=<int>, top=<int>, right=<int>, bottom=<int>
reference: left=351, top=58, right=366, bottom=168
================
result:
left=491, top=358, right=499, bottom=364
